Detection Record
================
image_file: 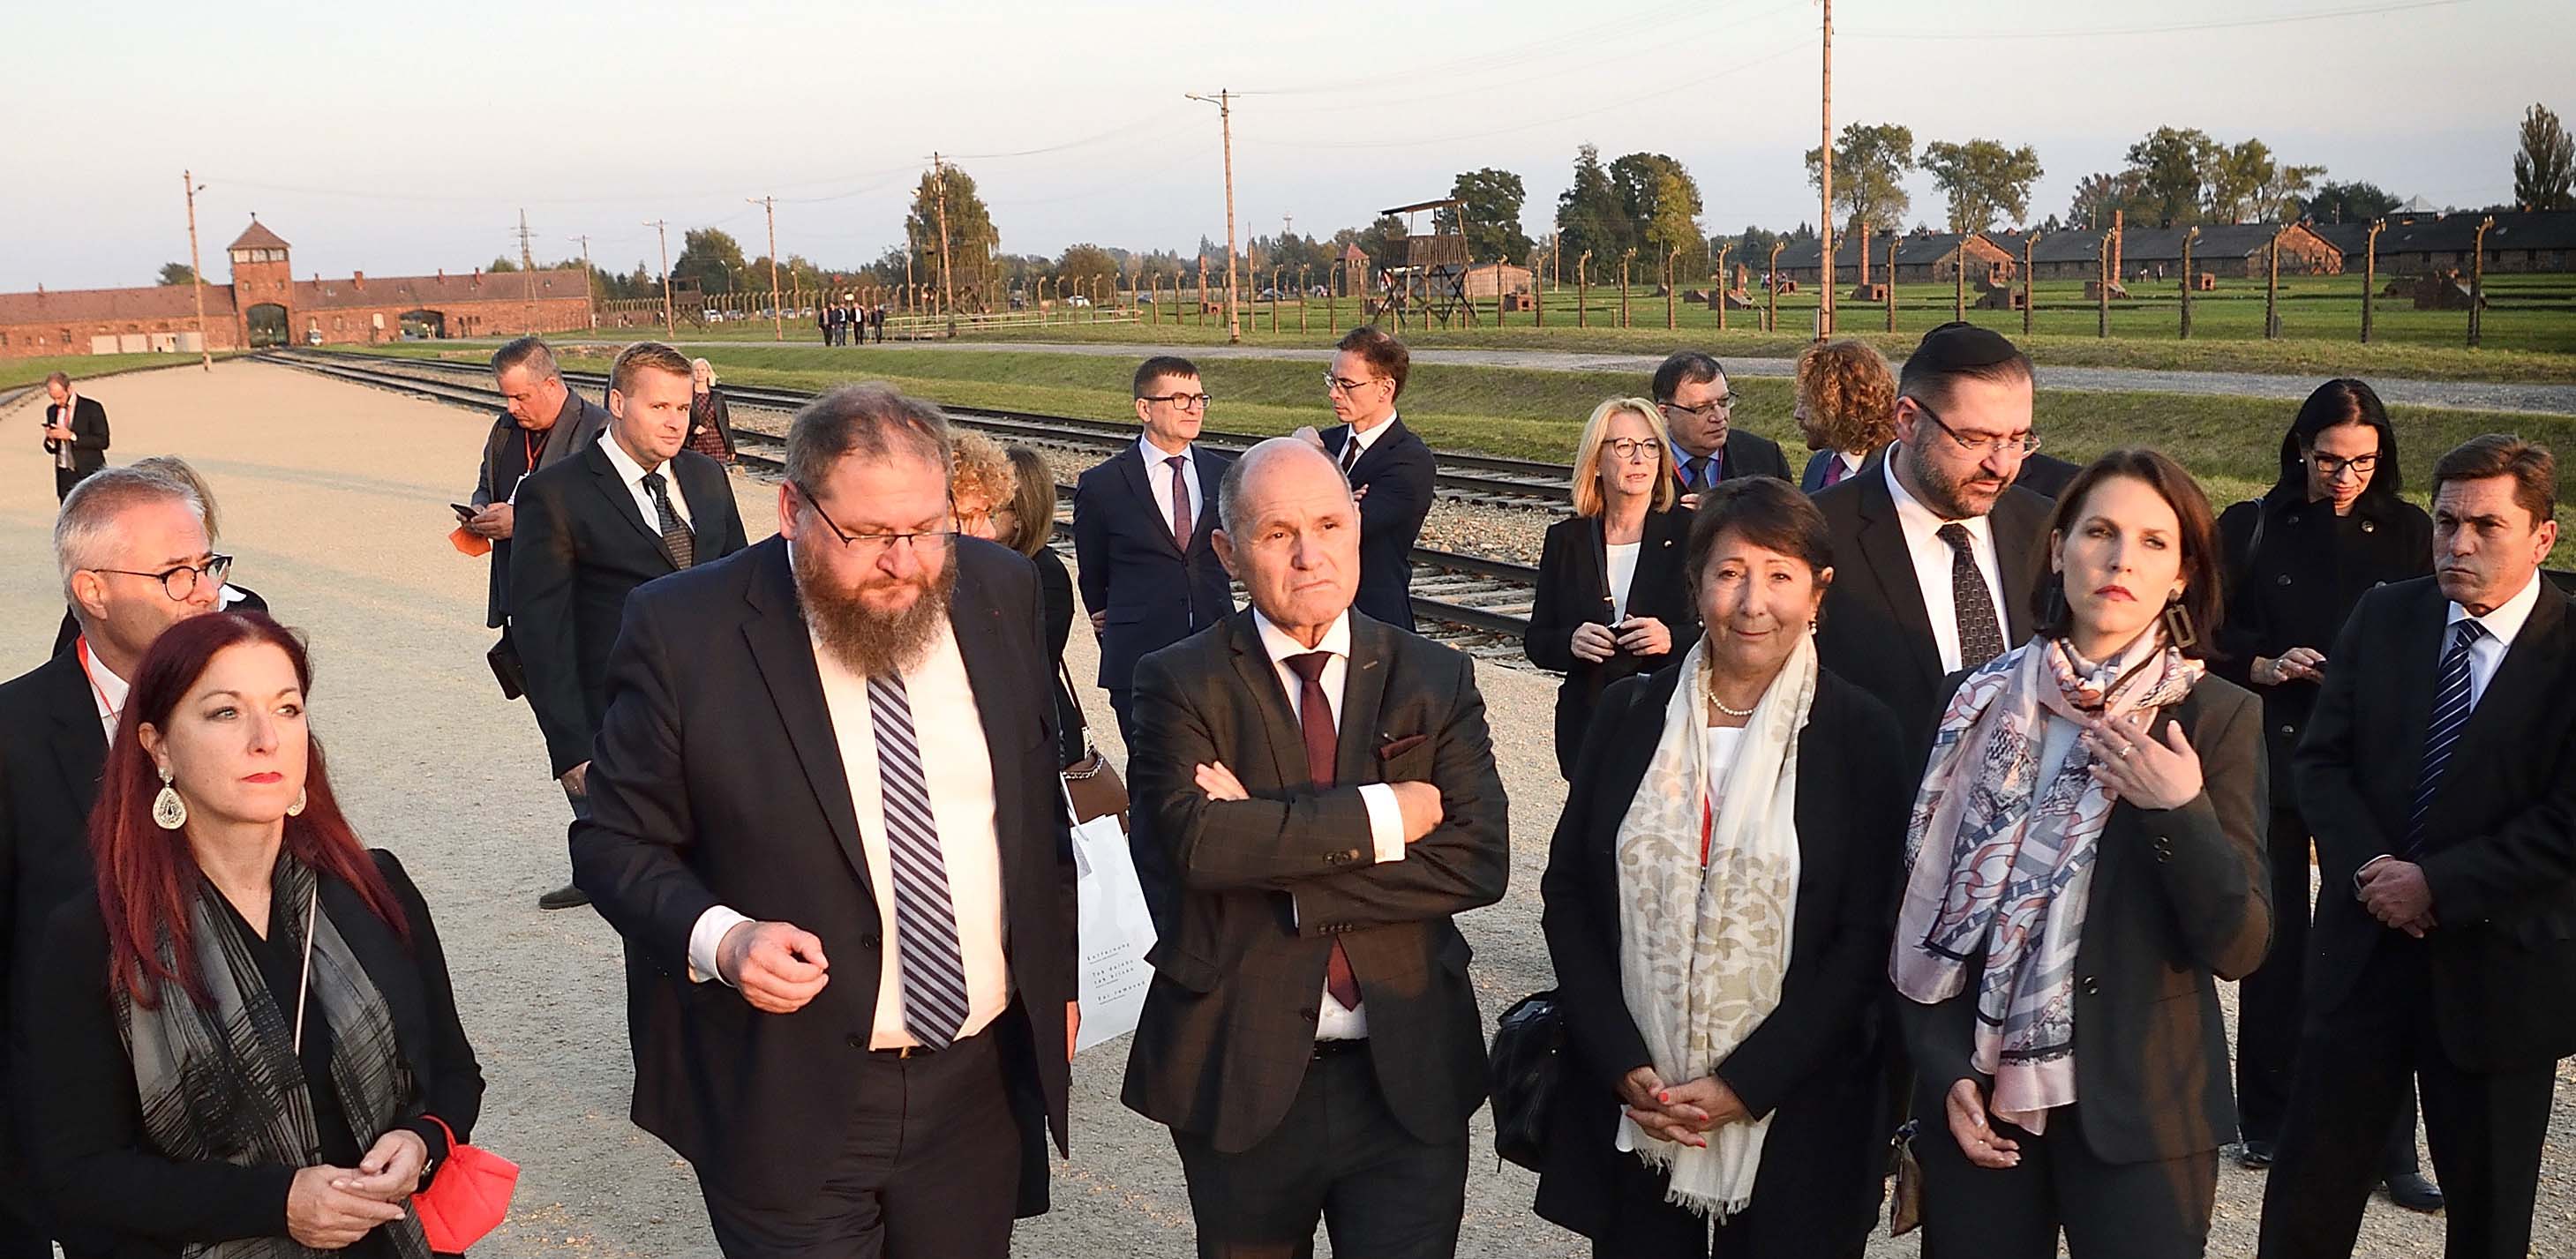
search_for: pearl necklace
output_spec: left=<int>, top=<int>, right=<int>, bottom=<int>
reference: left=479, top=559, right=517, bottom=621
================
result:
left=1704, top=684, right=1758, bottom=718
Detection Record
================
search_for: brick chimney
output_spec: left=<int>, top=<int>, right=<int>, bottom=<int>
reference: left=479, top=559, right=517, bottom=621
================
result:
left=352, top=271, right=364, bottom=292
left=470, top=267, right=481, bottom=289
left=436, top=268, right=445, bottom=281
left=2112, top=210, right=2125, bottom=277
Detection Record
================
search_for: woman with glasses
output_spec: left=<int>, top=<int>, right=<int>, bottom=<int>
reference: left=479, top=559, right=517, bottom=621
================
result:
left=1527, top=398, right=1701, bottom=778
left=2212, top=379, right=2437, bottom=1203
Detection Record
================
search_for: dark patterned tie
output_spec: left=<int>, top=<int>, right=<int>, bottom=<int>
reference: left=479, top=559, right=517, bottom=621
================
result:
left=2403, top=619, right=2489, bottom=858
left=1285, top=652, right=1363, bottom=1012
left=868, top=674, right=969, bottom=1048
left=641, top=471, right=695, bottom=569
left=1683, top=454, right=1712, bottom=490
left=1338, top=434, right=1362, bottom=479
left=1937, top=522, right=2006, bottom=668
left=1166, top=454, right=1193, bottom=546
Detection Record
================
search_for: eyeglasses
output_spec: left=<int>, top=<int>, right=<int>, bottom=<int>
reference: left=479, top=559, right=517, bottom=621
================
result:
left=2307, top=451, right=2379, bottom=480
left=1911, top=399, right=2039, bottom=458
left=1660, top=395, right=1735, bottom=418
left=1141, top=392, right=1212, bottom=410
left=1324, top=373, right=1386, bottom=395
left=791, top=481, right=957, bottom=558
left=1603, top=438, right=1660, bottom=462
left=91, top=554, right=233, bottom=601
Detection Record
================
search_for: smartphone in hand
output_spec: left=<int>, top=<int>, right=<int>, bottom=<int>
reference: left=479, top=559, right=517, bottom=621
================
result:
left=452, top=503, right=477, bottom=521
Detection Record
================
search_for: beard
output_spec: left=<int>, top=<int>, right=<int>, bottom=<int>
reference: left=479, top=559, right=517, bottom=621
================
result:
left=1905, top=443, right=2006, bottom=519
left=793, top=543, right=957, bottom=678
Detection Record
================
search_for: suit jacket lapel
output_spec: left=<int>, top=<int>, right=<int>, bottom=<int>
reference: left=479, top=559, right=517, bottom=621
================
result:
left=45, top=655, right=107, bottom=812
left=1223, top=612, right=1303, bottom=788
left=739, top=543, right=872, bottom=893
left=949, top=553, right=1034, bottom=836
left=1190, top=446, right=1228, bottom=555
left=1853, top=473, right=1941, bottom=684
left=1583, top=515, right=1612, bottom=616
left=1118, top=445, right=1185, bottom=558
left=1341, top=416, right=1402, bottom=483
left=586, top=441, right=680, bottom=569
left=2391, top=581, right=2452, bottom=803
left=1993, top=491, right=2046, bottom=642
left=1336, top=617, right=1396, bottom=786
left=2431, top=581, right=2571, bottom=814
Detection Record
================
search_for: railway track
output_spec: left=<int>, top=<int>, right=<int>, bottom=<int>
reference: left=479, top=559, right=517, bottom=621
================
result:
left=264, top=348, right=1541, bottom=650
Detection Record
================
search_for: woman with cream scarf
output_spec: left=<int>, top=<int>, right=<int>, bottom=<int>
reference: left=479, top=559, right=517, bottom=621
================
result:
left=1536, top=479, right=1914, bottom=1258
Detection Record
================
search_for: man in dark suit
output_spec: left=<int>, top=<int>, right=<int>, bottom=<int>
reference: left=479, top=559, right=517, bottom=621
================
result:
left=2013, top=451, right=2083, bottom=499
left=1811, top=322, right=2050, bottom=743
left=1122, top=436, right=1510, bottom=1258
left=462, top=337, right=609, bottom=630
left=512, top=341, right=747, bottom=911
left=1318, top=326, right=1436, bottom=631
left=1798, top=442, right=1889, bottom=494
left=2258, top=435, right=2574, bottom=1259
left=1653, top=352, right=1792, bottom=508
left=40, top=373, right=109, bottom=502
left=571, top=383, right=1075, bottom=1259
left=0, top=467, right=221, bottom=1256
left=1072, top=355, right=1235, bottom=742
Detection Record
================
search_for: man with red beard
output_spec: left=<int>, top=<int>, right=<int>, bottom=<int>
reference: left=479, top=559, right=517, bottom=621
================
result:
left=1810, top=321, right=2053, bottom=746
left=571, top=384, right=1076, bottom=1259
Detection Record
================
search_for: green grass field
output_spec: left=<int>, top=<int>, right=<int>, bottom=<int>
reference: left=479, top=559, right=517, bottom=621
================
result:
left=353, top=341, right=2573, bottom=564
left=0, top=353, right=235, bottom=392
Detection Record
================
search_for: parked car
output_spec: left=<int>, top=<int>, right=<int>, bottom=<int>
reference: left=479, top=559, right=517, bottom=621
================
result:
left=1070, top=295, right=1092, bottom=308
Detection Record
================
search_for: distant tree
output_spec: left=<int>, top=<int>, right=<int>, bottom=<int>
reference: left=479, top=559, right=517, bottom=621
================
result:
left=2122, top=126, right=2217, bottom=225
left=2260, top=163, right=2327, bottom=222
left=1361, top=215, right=1410, bottom=269
left=2303, top=181, right=2401, bottom=223
left=486, top=256, right=521, bottom=274
left=2066, top=171, right=2140, bottom=229
left=1806, top=122, right=1916, bottom=237
left=1555, top=145, right=1628, bottom=281
left=905, top=164, right=997, bottom=304
left=157, top=262, right=195, bottom=286
left=1609, top=153, right=1707, bottom=277
left=1919, top=138, right=2046, bottom=232
left=671, top=228, right=747, bottom=292
left=2515, top=102, right=2575, bottom=211
left=1055, top=243, right=1121, bottom=296
left=1438, top=168, right=1534, bottom=263
left=1732, top=226, right=1780, bottom=262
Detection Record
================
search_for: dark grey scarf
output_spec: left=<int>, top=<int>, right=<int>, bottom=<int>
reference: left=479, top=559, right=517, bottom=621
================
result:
left=117, top=857, right=430, bottom=1259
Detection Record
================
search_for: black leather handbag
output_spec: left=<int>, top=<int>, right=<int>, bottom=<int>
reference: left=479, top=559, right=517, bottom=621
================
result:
left=1490, top=990, right=1566, bottom=1172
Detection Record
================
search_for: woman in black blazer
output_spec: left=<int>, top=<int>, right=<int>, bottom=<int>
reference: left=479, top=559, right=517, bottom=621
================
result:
left=1893, top=450, right=2269, bottom=1258
left=1538, top=479, right=1912, bottom=1258
left=1526, top=397, right=1700, bottom=778
left=30, top=612, right=482, bottom=1258
left=991, top=444, right=1087, bottom=768
left=2210, top=379, right=2435, bottom=1186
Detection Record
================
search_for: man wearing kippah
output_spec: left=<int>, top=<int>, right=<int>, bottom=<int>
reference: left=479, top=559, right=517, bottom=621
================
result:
left=1809, top=321, right=2054, bottom=744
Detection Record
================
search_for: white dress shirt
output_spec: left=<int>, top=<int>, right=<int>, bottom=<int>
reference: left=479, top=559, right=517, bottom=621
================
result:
left=52, top=393, right=79, bottom=469
left=1833, top=449, right=1869, bottom=479
left=2445, top=566, right=2544, bottom=709
left=1337, top=411, right=1397, bottom=474
left=1882, top=455, right=2008, bottom=672
left=687, top=610, right=1011, bottom=1050
left=79, top=641, right=129, bottom=744
left=1140, top=435, right=1203, bottom=539
left=598, top=432, right=695, bottom=531
left=1250, top=609, right=1408, bottom=1040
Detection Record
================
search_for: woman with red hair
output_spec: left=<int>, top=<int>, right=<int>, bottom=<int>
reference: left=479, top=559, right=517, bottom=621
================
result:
left=26, top=612, right=482, bottom=1258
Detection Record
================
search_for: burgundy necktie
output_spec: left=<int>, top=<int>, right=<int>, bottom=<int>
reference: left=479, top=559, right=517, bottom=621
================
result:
left=1167, top=454, right=1193, bottom=546
left=1822, top=457, right=1847, bottom=487
left=1285, top=652, right=1363, bottom=1011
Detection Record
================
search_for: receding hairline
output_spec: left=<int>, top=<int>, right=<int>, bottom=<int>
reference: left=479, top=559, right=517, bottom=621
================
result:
left=1217, top=437, right=1351, bottom=534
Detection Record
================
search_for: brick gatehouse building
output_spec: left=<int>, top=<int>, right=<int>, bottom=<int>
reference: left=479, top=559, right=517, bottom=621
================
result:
left=0, top=217, right=595, bottom=360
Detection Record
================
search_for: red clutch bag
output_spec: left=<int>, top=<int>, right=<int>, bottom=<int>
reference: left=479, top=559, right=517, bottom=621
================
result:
left=412, top=1114, right=519, bottom=1253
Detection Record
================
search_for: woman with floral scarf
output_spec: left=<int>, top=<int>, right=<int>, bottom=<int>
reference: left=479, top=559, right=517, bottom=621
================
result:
left=1892, top=449, right=2270, bottom=1258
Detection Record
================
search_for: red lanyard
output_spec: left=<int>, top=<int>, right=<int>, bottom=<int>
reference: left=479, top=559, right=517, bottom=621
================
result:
left=1699, top=792, right=1714, bottom=870
left=75, top=637, right=119, bottom=728
left=523, top=428, right=540, bottom=471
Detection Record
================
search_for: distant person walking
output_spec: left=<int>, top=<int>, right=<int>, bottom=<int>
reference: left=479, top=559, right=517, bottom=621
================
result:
left=687, top=358, right=737, bottom=464
left=41, top=371, right=110, bottom=502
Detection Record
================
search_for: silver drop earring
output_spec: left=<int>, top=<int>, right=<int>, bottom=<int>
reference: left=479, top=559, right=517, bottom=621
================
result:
left=152, top=766, right=189, bottom=831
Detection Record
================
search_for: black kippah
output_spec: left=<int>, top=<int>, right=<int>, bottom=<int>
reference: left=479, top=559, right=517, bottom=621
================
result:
left=1910, top=320, right=2021, bottom=371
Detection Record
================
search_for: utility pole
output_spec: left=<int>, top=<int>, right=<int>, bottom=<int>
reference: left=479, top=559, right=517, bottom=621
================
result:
left=929, top=154, right=957, bottom=336
left=751, top=196, right=783, bottom=341
left=1187, top=90, right=1243, bottom=343
left=1818, top=0, right=1835, bottom=340
left=182, top=170, right=211, bottom=370
left=515, top=209, right=539, bottom=333
left=570, top=234, right=596, bottom=328
left=645, top=219, right=675, bottom=338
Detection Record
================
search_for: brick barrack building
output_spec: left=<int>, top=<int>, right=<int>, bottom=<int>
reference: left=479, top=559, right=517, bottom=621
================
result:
left=0, top=217, right=595, bottom=361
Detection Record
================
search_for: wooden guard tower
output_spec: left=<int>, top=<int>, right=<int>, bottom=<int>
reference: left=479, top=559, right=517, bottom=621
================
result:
left=1375, top=197, right=1477, bottom=330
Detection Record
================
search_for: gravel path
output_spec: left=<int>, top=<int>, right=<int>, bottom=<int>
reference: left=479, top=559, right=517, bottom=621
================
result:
left=4, top=360, right=2565, bottom=1257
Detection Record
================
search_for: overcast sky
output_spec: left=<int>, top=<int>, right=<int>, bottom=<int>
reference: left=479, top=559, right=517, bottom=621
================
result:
left=4, top=0, right=2565, bottom=291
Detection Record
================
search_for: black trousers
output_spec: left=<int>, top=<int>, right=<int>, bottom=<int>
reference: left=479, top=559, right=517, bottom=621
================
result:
left=2256, top=935, right=2556, bottom=1259
left=1108, top=687, right=1136, bottom=748
left=1914, top=1101, right=2216, bottom=1259
left=1172, top=1047, right=1468, bottom=1259
left=2234, top=805, right=2420, bottom=1174
left=54, top=465, right=92, bottom=502
left=699, top=1030, right=1022, bottom=1259
left=1586, top=1146, right=1867, bottom=1259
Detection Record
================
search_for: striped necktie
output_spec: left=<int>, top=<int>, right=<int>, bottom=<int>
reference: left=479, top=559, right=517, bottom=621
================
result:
left=642, top=471, right=695, bottom=569
left=868, top=674, right=969, bottom=1048
left=2403, top=618, right=2489, bottom=858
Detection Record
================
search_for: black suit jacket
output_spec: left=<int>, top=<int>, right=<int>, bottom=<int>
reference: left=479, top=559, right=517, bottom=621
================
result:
left=1674, top=429, right=1794, bottom=491
left=510, top=438, right=747, bottom=778
left=2212, top=490, right=2431, bottom=810
left=2011, top=452, right=2082, bottom=500
left=2294, top=575, right=2576, bottom=1071
left=1811, top=461, right=2050, bottom=744
left=1535, top=665, right=1911, bottom=1249
left=29, top=851, right=482, bottom=1256
left=569, top=537, right=1076, bottom=1214
left=41, top=398, right=109, bottom=475
left=1522, top=509, right=1699, bottom=777
left=1120, top=611, right=1509, bottom=1154
left=469, top=393, right=610, bottom=628
left=1897, top=673, right=2271, bottom=1166
left=1071, top=441, right=1235, bottom=692
left=1322, top=418, right=1437, bottom=631
left=0, top=652, right=107, bottom=1045
left=1798, top=443, right=1889, bottom=494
